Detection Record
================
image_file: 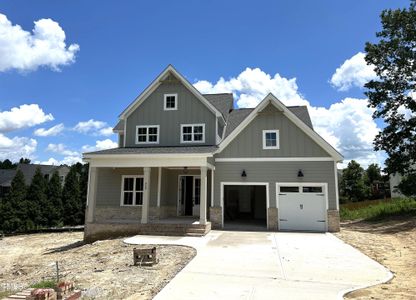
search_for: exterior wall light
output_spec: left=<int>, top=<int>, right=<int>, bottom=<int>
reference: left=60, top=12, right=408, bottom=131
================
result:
left=241, top=170, right=247, bottom=177
left=298, top=169, right=304, bottom=177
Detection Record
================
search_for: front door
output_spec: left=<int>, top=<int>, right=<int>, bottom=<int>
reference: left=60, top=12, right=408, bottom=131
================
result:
left=178, top=175, right=201, bottom=217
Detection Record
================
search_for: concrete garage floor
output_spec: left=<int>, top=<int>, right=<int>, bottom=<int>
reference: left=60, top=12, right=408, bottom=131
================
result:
left=124, top=231, right=392, bottom=300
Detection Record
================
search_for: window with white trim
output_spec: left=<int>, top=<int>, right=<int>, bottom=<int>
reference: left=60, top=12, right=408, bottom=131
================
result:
left=136, top=125, right=159, bottom=144
left=181, top=124, right=205, bottom=143
left=121, top=176, right=144, bottom=206
left=164, top=94, right=177, bottom=110
left=263, top=130, right=279, bottom=149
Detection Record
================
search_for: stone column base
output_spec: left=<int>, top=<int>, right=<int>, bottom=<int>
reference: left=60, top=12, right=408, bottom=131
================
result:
left=327, top=210, right=340, bottom=232
left=209, top=206, right=222, bottom=229
left=267, top=207, right=278, bottom=231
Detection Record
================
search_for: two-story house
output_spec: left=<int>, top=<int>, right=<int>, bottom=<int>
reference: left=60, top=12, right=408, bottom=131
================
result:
left=83, top=65, right=343, bottom=242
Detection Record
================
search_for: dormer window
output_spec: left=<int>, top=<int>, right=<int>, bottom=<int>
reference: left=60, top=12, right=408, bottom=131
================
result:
left=164, top=94, right=177, bottom=110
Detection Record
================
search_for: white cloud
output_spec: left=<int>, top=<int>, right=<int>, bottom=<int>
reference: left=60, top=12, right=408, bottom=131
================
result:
left=195, top=67, right=308, bottom=108
left=82, top=139, right=118, bottom=152
left=46, top=143, right=79, bottom=156
left=0, top=104, right=54, bottom=132
left=0, top=133, right=37, bottom=161
left=194, top=67, right=384, bottom=168
left=34, top=123, right=64, bottom=136
left=0, top=13, right=79, bottom=72
left=330, top=52, right=377, bottom=91
left=73, top=119, right=113, bottom=136
left=38, top=155, right=81, bottom=166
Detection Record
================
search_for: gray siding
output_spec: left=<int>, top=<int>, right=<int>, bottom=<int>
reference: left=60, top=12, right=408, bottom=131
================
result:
left=214, top=161, right=337, bottom=210
left=217, top=104, right=330, bottom=158
left=125, top=79, right=217, bottom=147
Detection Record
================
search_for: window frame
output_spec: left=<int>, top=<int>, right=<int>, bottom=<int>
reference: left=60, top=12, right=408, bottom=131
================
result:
left=135, top=125, right=160, bottom=145
left=164, top=93, right=178, bottom=111
left=262, top=129, right=280, bottom=150
left=120, top=175, right=144, bottom=206
left=180, top=123, right=205, bottom=143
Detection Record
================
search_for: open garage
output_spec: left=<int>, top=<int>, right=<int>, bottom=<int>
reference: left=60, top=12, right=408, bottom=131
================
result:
left=223, top=183, right=268, bottom=230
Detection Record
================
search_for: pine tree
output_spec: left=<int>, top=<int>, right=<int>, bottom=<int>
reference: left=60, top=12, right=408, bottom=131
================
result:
left=79, top=163, right=89, bottom=222
left=62, top=166, right=81, bottom=225
left=26, top=167, right=47, bottom=228
left=47, top=171, right=63, bottom=227
left=0, top=170, right=27, bottom=232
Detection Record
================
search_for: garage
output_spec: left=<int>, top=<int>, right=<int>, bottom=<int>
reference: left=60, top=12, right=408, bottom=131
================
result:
left=277, top=183, right=327, bottom=232
left=222, top=183, right=268, bottom=229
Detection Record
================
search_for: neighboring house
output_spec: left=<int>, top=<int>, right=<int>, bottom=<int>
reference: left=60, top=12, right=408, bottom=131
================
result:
left=390, top=173, right=405, bottom=198
left=0, top=164, right=70, bottom=198
left=83, top=65, right=343, bottom=242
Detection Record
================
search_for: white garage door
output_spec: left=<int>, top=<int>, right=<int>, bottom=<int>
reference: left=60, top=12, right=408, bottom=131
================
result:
left=278, top=184, right=327, bottom=232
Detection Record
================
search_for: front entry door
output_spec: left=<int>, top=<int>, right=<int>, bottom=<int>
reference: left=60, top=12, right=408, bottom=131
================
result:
left=178, top=175, right=201, bottom=217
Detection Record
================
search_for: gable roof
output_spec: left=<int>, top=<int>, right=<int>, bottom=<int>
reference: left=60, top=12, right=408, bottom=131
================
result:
left=17, top=164, right=69, bottom=185
left=216, top=93, right=343, bottom=162
left=119, top=65, right=224, bottom=121
left=203, top=93, right=233, bottom=120
left=0, top=169, right=16, bottom=187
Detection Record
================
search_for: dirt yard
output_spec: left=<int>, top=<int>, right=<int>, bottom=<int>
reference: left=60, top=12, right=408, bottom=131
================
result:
left=335, top=215, right=416, bottom=299
left=0, top=232, right=196, bottom=299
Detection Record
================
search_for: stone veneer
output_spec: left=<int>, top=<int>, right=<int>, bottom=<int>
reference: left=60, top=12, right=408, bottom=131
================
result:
left=327, top=209, right=340, bottom=232
left=267, top=207, right=278, bottom=230
left=209, top=206, right=222, bottom=229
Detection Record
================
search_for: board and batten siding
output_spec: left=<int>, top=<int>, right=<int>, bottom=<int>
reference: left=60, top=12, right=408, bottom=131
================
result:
left=125, top=79, right=217, bottom=147
left=214, top=161, right=337, bottom=210
left=217, top=104, right=330, bottom=158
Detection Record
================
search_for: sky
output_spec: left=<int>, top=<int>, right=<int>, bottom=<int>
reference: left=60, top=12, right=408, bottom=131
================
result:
left=0, top=0, right=410, bottom=167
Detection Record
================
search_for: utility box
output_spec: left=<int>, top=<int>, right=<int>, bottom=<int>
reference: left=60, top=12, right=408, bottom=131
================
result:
left=133, top=247, right=158, bottom=266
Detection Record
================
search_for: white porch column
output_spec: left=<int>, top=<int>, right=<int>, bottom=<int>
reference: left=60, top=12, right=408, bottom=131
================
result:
left=141, top=167, right=151, bottom=224
left=200, top=166, right=208, bottom=225
left=86, top=166, right=98, bottom=223
left=211, top=168, right=214, bottom=207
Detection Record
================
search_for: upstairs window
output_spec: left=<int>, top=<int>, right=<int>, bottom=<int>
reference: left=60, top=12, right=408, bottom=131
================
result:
left=181, top=124, right=205, bottom=143
left=136, top=125, right=159, bottom=144
left=164, top=94, right=178, bottom=110
left=263, top=130, right=279, bottom=149
left=121, top=176, right=144, bottom=206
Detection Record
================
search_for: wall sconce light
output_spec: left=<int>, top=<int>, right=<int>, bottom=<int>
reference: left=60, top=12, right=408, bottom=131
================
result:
left=183, top=167, right=188, bottom=174
left=297, top=169, right=304, bottom=177
left=241, top=170, right=247, bottom=177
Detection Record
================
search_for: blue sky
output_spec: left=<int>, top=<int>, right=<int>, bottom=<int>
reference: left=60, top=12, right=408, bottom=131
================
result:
left=0, top=0, right=410, bottom=167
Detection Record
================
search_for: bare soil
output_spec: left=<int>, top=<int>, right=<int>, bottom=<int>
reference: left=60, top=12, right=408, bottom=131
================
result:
left=335, top=215, right=416, bottom=299
left=0, top=232, right=196, bottom=299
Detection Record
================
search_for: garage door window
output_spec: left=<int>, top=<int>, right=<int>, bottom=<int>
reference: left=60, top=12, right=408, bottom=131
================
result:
left=302, top=186, right=323, bottom=193
left=280, top=186, right=299, bottom=193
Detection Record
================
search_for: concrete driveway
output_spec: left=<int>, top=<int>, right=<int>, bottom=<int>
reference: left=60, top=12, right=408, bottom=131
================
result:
left=124, top=231, right=392, bottom=300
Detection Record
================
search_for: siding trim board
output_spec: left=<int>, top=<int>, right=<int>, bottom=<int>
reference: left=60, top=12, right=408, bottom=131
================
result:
left=216, top=93, right=343, bottom=162
left=220, top=182, right=270, bottom=228
left=215, top=157, right=335, bottom=162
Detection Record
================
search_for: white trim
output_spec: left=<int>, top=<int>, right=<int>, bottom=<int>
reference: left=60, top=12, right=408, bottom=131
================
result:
left=177, top=174, right=201, bottom=217
left=164, top=93, right=178, bottom=111
left=120, top=65, right=224, bottom=121
left=220, top=182, right=270, bottom=229
left=276, top=182, right=328, bottom=231
left=180, top=123, right=206, bottom=143
left=215, top=157, right=334, bottom=162
left=216, top=93, right=343, bottom=162
left=135, top=125, right=160, bottom=145
left=211, top=169, right=214, bottom=207
left=157, top=167, right=162, bottom=207
left=120, top=175, right=144, bottom=206
left=262, top=129, right=280, bottom=150
left=123, top=119, right=126, bottom=147
left=334, top=161, right=340, bottom=210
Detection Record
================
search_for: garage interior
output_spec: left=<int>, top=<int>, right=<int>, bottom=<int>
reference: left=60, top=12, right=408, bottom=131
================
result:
left=224, top=185, right=267, bottom=230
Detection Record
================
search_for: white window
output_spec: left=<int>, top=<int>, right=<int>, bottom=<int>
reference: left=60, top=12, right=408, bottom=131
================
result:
left=263, top=130, right=280, bottom=149
left=164, top=94, right=177, bottom=110
left=121, top=176, right=144, bottom=206
left=181, top=124, right=205, bottom=143
left=136, top=125, right=159, bottom=144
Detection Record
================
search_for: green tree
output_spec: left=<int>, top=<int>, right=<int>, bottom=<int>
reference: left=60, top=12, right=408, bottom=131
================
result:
left=0, top=159, right=14, bottom=169
left=62, top=166, right=81, bottom=225
left=47, top=171, right=63, bottom=227
left=365, top=1, right=416, bottom=176
left=19, top=158, right=31, bottom=164
left=340, top=160, right=369, bottom=202
left=396, top=173, right=416, bottom=197
left=0, top=170, right=28, bottom=232
left=26, top=168, right=47, bottom=227
left=364, top=164, right=383, bottom=199
left=79, top=163, right=89, bottom=222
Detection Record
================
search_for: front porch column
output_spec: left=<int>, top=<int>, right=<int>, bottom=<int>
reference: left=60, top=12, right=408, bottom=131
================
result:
left=200, top=166, right=208, bottom=225
left=141, top=167, right=151, bottom=224
left=86, top=166, right=98, bottom=223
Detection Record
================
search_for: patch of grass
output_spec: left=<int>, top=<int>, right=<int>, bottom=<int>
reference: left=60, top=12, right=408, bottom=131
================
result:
left=30, top=280, right=56, bottom=289
left=340, top=198, right=416, bottom=221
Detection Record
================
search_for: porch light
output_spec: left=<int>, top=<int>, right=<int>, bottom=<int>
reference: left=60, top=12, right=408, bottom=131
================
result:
left=241, top=170, right=247, bottom=177
left=183, top=167, right=188, bottom=174
left=297, top=169, right=304, bottom=177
